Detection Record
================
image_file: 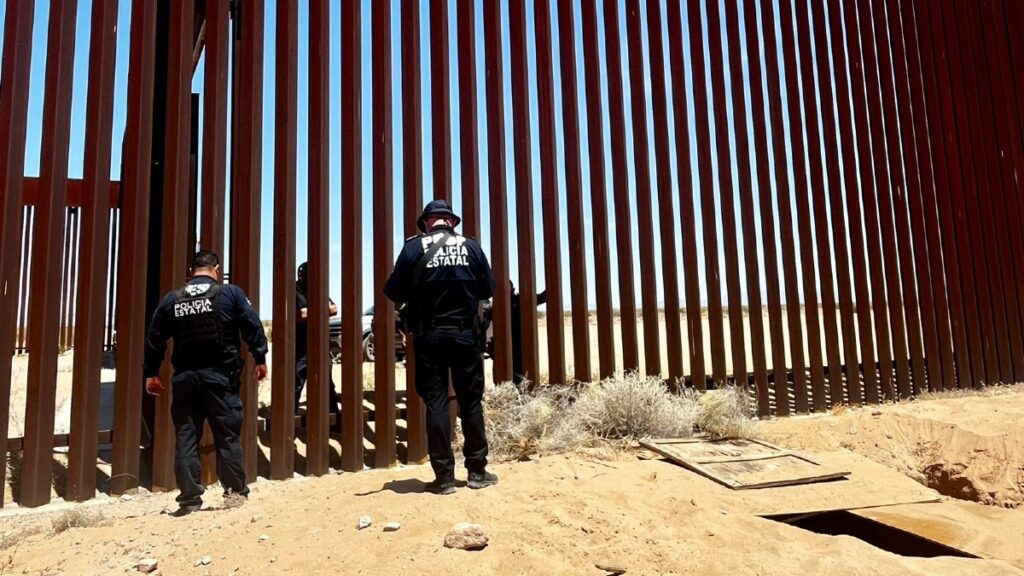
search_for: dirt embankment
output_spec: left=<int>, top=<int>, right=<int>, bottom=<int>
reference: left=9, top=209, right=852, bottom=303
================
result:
left=761, top=385, right=1024, bottom=508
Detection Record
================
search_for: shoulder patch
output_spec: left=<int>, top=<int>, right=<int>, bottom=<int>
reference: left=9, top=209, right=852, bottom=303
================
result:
left=405, top=234, right=422, bottom=243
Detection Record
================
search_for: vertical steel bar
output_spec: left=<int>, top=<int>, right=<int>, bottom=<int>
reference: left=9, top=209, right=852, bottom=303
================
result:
left=534, top=0, right=566, bottom=385
left=20, top=0, right=79, bottom=507
left=403, top=0, right=428, bottom=461
left=269, top=0, right=298, bottom=480
left=900, top=0, right=957, bottom=392
left=230, top=0, right=265, bottom=481
left=372, top=0, right=397, bottom=468
left=645, top=0, right=683, bottom=384
left=827, top=0, right=874, bottom=405
left=306, top=0, right=331, bottom=476
left=857, top=0, right=912, bottom=399
left=430, top=0, right=452, bottom=202
left=805, top=0, right=859, bottom=406
left=779, top=0, right=822, bottom=410
left=580, top=0, right=617, bottom=380
left=508, top=0, right=540, bottom=386
left=602, top=0, right=639, bottom=374
left=200, top=0, right=229, bottom=255
left=112, top=0, right=158, bottom=495
left=869, top=0, right=928, bottom=397
left=686, top=0, right=727, bottom=387
left=969, top=0, right=1024, bottom=382
left=457, top=0, right=480, bottom=237
left=793, top=0, right=842, bottom=408
left=67, top=0, right=121, bottom=502
left=925, top=0, right=981, bottom=389
left=885, top=0, right=950, bottom=393
left=340, top=0, right=365, bottom=471
left=557, top=0, right=592, bottom=383
left=723, top=0, right=768, bottom=404
left=744, top=0, right=793, bottom=414
left=945, top=0, right=1000, bottom=385
left=152, top=0, right=195, bottom=492
left=704, top=0, right=747, bottom=387
left=0, top=0, right=35, bottom=506
left=623, top=0, right=662, bottom=377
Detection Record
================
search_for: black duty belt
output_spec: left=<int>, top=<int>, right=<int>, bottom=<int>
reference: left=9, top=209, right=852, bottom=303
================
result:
left=428, top=318, right=474, bottom=331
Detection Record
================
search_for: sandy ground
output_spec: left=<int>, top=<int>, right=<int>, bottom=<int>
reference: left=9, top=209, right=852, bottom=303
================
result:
left=2, top=386, right=1024, bottom=574
left=761, top=384, right=1024, bottom=508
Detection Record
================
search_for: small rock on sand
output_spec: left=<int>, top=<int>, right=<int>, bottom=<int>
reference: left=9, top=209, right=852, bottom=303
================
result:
left=136, top=559, right=159, bottom=573
left=596, top=563, right=627, bottom=575
left=444, top=523, right=488, bottom=550
left=383, top=522, right=401, bottom=532
left=194, top=556, right=212, bottom=567
left=258, top=534, right=270, bottom=542
left=357, top=516, right=372, bottom=530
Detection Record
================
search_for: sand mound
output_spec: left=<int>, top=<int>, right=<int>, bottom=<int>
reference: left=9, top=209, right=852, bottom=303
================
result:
left=762, top=385, right=1024, bottom=508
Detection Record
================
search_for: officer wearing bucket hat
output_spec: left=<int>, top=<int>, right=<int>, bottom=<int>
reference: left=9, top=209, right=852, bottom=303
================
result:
left=384, top=199, right=496, bottom=494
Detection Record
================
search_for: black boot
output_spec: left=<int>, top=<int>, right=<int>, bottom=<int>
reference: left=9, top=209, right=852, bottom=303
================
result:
left=467, top=470, right=498, bottom=490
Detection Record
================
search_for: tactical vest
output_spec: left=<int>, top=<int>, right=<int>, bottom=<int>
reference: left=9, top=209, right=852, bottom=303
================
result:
left=171, top=282, right=236, bottom=371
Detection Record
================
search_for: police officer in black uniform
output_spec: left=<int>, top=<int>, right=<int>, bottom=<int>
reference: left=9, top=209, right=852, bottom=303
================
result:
left=294, top=262, right=342, bottom=423
left=144, top=250, right=268, bottom=516
left=385, top=200, right=496, bottom=495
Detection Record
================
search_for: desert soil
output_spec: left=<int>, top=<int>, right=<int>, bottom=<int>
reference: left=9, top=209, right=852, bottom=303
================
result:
left=3, top=386, right=1024, bottom=575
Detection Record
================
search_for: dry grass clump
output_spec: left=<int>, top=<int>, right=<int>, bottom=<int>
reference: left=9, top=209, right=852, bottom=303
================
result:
left=50, top=508, right=105, bottom=534
left=696, top=386, right=756, bottom=438
left=480, top=375, right=756, bottom=462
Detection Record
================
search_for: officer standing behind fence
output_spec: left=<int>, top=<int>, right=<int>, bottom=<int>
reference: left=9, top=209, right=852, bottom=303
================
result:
left=143, top=250, right=268, bottom=516
left=385, top=200, right=497, bottom=495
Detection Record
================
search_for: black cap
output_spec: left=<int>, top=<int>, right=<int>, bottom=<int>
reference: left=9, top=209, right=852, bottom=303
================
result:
left=416, top=199, right=461, bottom=232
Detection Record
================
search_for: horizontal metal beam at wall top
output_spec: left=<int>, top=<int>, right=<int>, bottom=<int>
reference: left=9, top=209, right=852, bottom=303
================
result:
left=21, top=177, right=120, bottom=208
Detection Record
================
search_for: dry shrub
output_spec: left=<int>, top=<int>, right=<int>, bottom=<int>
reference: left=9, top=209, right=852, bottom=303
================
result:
left=696, top=386, right=756, bottom=438
left=483, top=382, right=578, bottom=461
left=50, top=508, right=104, bottom=534
left=572, top=374, right=699, bottom=440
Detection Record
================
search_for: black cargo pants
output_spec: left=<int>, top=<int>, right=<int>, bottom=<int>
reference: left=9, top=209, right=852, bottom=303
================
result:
left=413, top=328, right=489, bottom=481
left=171, top=369, right=249, bottom=507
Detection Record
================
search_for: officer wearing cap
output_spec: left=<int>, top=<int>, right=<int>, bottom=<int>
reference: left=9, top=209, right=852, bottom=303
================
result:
left=384, top=199, right=496, bottom=495
left=143, top=250, right=268, bottom=516
left=295, top=261, right=342, bottom=425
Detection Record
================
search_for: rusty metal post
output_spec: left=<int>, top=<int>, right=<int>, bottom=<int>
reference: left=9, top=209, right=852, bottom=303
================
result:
left=372, top=0, right=397, bottom=469
left=200, top=0, right=229, bottom=255
left=509, top=0, right=540, bottom=386
left=664, top=0, right=705, bottom=389
left=899, top=0, right=957, bottom=392
left=643, top=0, right=683, bottom=384
left=111, top=0, right=158, bottom=495
left=556, top=0, right=592, bottom=383
left=0, top=0, right=35, bottom=506
left=886, top=0, right=954, bottom=394
left=306, top=0, right=331, bottom=476
left=340, top=0, right=365, bottom=471
left=624, top=0, right=662, bottom=378
left=723, top=0, right=768, bottom=404
left=534, top=0, right=566, bottom=385
left=231, top=0, right=265, bottom=481
left=944, top=0, right=999, bottom=386
left=269, top=0, right=298, bottom=480
left=20, top=0, right=79, bottom=507
left=806, top=0, right=860, bottom=406
left=704, top=0, right=748, bottom=388
left=457, top=0, right=480, bottom=237
left=603, top=0, right=639, bottom=375
left=430, top=0, right=452, bottom=202
left=580, top=0, right=616, bottom=380
left=687, top=0, right=728, bottom=387
left=826, top=0, right=874, bottom=406
left=403, top=0, right=428, bottom=461
left=791, top=0, right=840, bottom=409
left=66, top=0, right=121, bottom=502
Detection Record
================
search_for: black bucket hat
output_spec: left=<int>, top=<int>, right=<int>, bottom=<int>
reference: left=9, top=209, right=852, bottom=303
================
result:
left=416, top=199, right=461, bottom=232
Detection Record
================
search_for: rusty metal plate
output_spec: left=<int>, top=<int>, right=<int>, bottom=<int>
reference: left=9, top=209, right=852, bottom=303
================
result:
left=640, top=438, right=850, bottom=490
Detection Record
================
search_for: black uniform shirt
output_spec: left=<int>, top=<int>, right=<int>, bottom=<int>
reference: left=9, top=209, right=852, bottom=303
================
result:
left=295, top=284, right=336, bottom=359
left=384, top=226, right=495, bottom=322
left=143, top=275, right=269, bottom=377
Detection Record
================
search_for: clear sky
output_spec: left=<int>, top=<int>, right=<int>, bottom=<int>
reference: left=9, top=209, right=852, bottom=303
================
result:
left=7, top=0, right=887, bottom=318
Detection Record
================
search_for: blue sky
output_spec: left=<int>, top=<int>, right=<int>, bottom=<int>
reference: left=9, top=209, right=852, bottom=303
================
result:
left=6, top=0, right=890, bottom=317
